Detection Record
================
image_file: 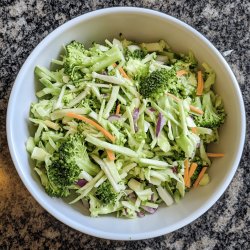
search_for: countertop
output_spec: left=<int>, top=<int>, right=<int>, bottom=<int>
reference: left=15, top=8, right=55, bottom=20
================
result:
left=0, top=0, right=249, bottom=249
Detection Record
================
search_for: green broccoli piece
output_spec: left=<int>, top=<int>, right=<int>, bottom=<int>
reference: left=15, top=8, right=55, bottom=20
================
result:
left=56, top=133, right=100, bottom=176
left=139, top=68, right=178, bottom=99
left=44, top=133, right=100, bottom=197
left=124, top=58, right=149, bottom=79
left=35, top=167, right=70, bottom=197
left=200, top=128, right=219, bottom=144
left=95, top=181, right=118, bottom=205
left=64, top=40, right=123, bottom=81
left=125, top=49, right=147, bottom=60
left=64, top=41, right=87, bottom=81
left=82, top=96, right=101, bottom=112
left=194, top=92, right=226, bottom=128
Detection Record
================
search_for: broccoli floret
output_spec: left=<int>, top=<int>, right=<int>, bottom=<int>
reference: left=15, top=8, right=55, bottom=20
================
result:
left=126, top=49, right=147, bottom=60
left=139, top=68, right=178, bottom=99
left=88, top=194, right=122, bottom=217
left=64, top=41, right=87, bottom=81
left=82, top=96, right=101, bottom=112
left=200, top=128, right=219, bottom=144
left=34, top=167, right=70, bottom=197
left=95, top=181, right=118, bottom=205
left=44, top=133, right=100, bottom=197
left=194, top=92, right=226, bottom=128
left=57, top=133, right=100, bottom=176
left=124, top=58, right=149, bottom=79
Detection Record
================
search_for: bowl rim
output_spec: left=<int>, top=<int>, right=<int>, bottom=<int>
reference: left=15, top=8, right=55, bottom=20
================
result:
left=6, top=7, right=246, bottom=240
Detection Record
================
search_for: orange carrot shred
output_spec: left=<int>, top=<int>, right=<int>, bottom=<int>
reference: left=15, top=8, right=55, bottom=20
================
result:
left=191, top=127, right=198, bottom=134
left=115, top=104, right=121, bottom=115
left=190, top=105, right=204, bottom=115
left=193, top=167, right=207, bottom=188
left=113, top=63, right=130, bottom=79
left=66, top=112, right=115, bottom=143
left=184, top=159, right=191, bottom=188
left=196, top=71, right=204, bottom=96
left=166, top=93, right=204, bottom=115
left=189, top=163, right=198, bottom=178
left=106, top=149, right=116, bottom=161
left=166, top=92, right=180, bottom=102
left=176, top=70, right=188, bottom=77
left=118, top=67, right=129, bottom=79
left=207, top=153, right=225, bottom=158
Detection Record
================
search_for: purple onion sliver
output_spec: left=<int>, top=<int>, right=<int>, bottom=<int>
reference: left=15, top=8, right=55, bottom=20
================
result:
left=156, top=112, right=166, bottom=137
left=136, top=211, right=145, bottom=218
left=132, top=108, right=140, bottom=132
left=148, top=107, right=156, bottom=112
left=172, top=166, right=178, bottom=173
left=141, top=206, right=157, bottom=214
left=76, top=179, right=88, bottom=187
left=108, top=114, right=121, bottom=122
left=132, top=108, right=140, bottom=121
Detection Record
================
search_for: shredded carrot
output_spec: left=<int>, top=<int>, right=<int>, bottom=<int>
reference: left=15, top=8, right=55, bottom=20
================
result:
left=193, top=167, right=207, bottom=188
left=118, top=67, right=130, bottom=79
left=184, top=159, right=191, bottom=188
left=190, top=105, right=204, bottom=115
left=166, top=92, right=180, bottom=102
left=113, top=63, right=130, bottom=79
left=176, top=70, right=188, bottom=77
left=191, top=127, right=198, bottom=134
left=207, top=153, right=225, bottom=158
left=189, top=163, right=198, bottom=178
left=166, top=93, right=204, bottom=115
left=115, top=103, right=121, bottom=115
left=106, top=149, right=116, bottom=161
left=66, top=112, right=115, bottom=143
left=196, top=71, right=204, bottom=96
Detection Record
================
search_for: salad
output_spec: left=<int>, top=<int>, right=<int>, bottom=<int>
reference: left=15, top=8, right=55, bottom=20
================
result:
left=26, top=38, right=226, bottom=218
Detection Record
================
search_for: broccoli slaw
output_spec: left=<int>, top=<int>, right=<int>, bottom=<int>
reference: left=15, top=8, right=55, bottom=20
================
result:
left=26, top=38, right=226, bottom=218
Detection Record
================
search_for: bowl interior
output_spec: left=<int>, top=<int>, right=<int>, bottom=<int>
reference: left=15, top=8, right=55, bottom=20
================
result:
left=7, top=8, right=245, bottom=240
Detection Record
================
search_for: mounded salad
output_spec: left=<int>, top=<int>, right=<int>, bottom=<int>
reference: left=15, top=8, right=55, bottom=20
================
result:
left=26, top=38, right=226, bottom=218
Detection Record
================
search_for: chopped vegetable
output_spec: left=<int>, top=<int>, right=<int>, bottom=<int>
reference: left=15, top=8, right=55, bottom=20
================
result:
left=66, top=112, right=115, bottom=142
left=176, top=70, right=187, bottom=77
left=184, top=159, right=191, bottom=188
left=189, top=163, right=198, bottom=178
left=207, top=153, right=225, bottom=158
left=193, top=167, right=208, bottom=188
left=115, top=104, right=121, bottom=115
left=196, top=71, right=204, bottom=96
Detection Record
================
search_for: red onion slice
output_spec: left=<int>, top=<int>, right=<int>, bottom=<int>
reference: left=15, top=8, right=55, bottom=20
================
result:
left=133, top=108, right=140, bottom=132
left=148, top=107, right=156, bottom=112
left=141, top=206, right=157, bottom=214
left=133, top=108, right=140, bottom=121
left=136, top=211, right=145, bottom=218
left=156, top=112, right=166, bottom=137
left=76, top=179, right=87, bottom=187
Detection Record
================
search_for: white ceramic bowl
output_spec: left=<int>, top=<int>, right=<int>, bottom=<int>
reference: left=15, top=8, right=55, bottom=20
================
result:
left=7, top=7, right=245, bottom=240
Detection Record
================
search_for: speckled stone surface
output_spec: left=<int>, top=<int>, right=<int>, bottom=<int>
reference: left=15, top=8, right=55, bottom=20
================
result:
left=0, top=0, right=249, bottom=249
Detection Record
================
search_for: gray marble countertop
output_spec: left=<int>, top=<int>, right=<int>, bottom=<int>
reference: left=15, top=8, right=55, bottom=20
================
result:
left=0, top=0, right=249, bottom=249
